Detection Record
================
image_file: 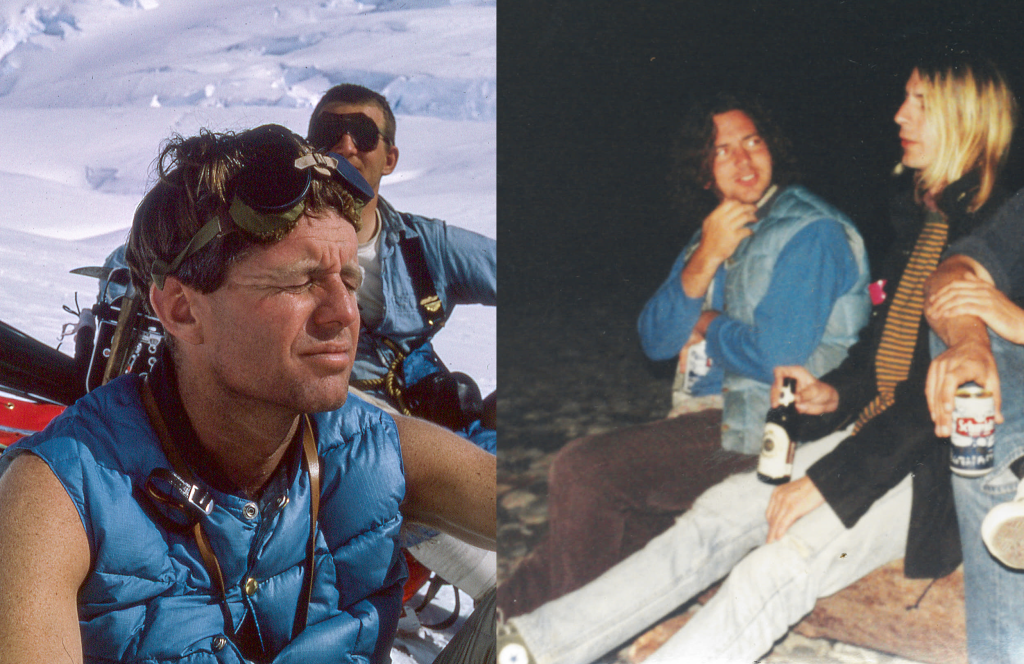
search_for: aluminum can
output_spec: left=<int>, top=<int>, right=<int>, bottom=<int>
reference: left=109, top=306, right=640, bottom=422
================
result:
left=682, top=340, right=712, bottom=395
left=950, top=384, right=996, bottom=477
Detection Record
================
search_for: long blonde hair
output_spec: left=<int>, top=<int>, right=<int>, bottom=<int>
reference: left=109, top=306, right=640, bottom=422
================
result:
left=914, top=59, right=1017, bottom=211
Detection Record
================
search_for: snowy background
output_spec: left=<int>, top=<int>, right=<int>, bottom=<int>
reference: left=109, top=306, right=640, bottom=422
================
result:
left=0, top=0, right=494, bottom=659
left=0, top=0, right=496, bottom=398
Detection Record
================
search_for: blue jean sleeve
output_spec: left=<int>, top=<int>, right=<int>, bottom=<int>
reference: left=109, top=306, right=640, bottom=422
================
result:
left=440, top=224, right=497, bottom=306
left=637, top=243, right=724, bottom=361
left=705, top=219, right=860, bottom=384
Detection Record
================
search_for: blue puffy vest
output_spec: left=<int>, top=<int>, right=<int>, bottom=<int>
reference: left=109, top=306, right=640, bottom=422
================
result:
left=0, top=375, right=407, bottom=663
left=720, top=185, right=871, bottom=453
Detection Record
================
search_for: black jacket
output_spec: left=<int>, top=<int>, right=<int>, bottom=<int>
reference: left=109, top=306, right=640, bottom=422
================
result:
left=802, top=172, right=1008, bottom=579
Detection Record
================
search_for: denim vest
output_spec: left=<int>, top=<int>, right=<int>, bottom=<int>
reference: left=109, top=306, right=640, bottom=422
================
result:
left=721, top=186, right=871, bottom=453
left=0, top=376, right=406, bottom=663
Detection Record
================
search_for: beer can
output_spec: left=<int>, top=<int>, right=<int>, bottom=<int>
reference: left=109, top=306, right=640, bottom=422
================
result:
left=950, top=384, right=996, bottom=477
left=683, top=340, right=712, bottom=396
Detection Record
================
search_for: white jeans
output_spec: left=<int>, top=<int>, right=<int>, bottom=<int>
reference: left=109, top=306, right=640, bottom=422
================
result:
left=512, top=426, right=913, bottom=664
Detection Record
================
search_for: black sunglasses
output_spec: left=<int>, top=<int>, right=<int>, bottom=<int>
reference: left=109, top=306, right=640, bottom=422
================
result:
left=151, top=124, right=374, bottom=289
left=308, top=112, right=389, bottom=152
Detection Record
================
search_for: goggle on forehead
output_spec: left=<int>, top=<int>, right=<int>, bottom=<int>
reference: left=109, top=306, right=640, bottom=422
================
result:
left=150, top=125, right=374, bottom=290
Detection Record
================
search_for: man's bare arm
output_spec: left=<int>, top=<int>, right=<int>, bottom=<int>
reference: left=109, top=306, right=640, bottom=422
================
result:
left=923, top=255, right=1024, bottom=435
left=394, top=415, right=496, bottom=550
left=0, top=454, right=89, bottom=664
left=926, top=254, right=1024, bottom=345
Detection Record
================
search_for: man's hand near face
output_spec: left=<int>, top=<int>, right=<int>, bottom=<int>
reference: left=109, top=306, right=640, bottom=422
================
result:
left=681, top=200, right=757, bottom=299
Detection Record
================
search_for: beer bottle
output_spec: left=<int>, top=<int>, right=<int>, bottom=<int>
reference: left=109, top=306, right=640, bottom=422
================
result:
left=757, top=376, right=797, bottom=484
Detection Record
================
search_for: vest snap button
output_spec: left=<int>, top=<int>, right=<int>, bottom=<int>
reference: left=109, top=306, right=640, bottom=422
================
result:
left=212, top=635, right=228, bottom=651
left=242, top=502, right=258, bottom=520
left=245, top=577, right=258, bottom=596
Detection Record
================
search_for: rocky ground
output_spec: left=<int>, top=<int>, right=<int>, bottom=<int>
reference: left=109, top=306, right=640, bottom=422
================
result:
left=497, top=293, right=924, bottom=664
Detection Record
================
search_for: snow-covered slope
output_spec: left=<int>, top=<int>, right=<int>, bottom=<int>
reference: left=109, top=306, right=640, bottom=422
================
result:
left=0, top=0, right=495, bottom=394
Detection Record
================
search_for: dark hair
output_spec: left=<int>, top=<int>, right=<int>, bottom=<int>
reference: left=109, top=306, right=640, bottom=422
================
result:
left=308, top=83, right=397, bottom=146
left=667, top=92, right=797, bottom=216
left=126, top=127, right=359, bottom=300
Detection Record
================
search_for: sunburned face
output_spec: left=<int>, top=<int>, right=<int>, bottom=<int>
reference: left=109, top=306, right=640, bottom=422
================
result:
left=709, top=110, right=774, bottom=205
left=190, top=210, right=362, bottom=414
left=895, top=69, right=939, bottom=171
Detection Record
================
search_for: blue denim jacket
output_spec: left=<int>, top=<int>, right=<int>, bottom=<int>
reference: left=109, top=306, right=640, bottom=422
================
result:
left=353, top=197, right=497, bottom=391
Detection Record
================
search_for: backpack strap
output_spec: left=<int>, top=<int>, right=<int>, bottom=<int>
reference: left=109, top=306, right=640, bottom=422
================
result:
left=398, top=234, right=446, bottom=331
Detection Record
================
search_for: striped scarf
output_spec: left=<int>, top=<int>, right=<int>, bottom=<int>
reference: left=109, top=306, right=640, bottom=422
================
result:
left=852, top=210, right=948, bottom=434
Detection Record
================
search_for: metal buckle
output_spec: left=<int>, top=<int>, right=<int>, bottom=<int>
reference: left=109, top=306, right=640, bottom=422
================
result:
left=145, top=467, right=215, bottom=519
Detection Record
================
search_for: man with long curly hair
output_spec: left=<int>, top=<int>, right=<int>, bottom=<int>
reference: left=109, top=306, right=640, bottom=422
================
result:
left=497, top=92, right=870, bottom=621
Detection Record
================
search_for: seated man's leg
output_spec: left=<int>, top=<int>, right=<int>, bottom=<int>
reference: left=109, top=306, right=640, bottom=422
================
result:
left=648, top=427, right=911, bottom=662
left=953, top=333, right=1024, bottom=664
left=499, top=409, right=756, bottom=617
left=507, top=423, right=841, bottom=664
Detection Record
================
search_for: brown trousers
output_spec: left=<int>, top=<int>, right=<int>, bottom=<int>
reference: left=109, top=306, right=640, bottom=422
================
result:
left=497, top=409, right=757, bottom=617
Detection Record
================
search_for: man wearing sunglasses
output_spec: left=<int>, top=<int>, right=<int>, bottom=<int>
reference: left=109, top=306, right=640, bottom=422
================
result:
left=307, top=85, right=497, bottom=454
left=0, top=125, right=496, bottom=664
left=306, top=85, right=498, bottom=617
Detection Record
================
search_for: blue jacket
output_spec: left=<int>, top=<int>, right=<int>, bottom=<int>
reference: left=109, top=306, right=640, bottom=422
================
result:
left=354, top=197, right=497, bottom=391
left=639, top=186, right=871, bottom=453
left=0, top=376, right=407, bottom=663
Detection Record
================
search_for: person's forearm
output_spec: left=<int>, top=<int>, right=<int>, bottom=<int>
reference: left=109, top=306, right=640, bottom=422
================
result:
left=933, top=314, right=992, bottom=351
left=405, top=445, right=496, bottom=551
left=926, top=256, right=985, bottom=347
left=681, top=245, right=723, bottom=299
left=638, top=253, right=709, bottom=361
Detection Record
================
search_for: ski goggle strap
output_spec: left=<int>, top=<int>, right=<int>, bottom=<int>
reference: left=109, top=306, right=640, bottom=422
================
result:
left=151, top=217, right=226, bottom=290
left=151, top=146, right=373, bottom=290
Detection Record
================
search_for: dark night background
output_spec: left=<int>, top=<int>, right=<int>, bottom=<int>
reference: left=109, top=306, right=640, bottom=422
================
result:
left=496, top=1, right=1024, bottom=454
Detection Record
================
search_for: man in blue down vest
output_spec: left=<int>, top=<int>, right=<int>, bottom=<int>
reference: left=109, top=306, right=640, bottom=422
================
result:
left=0, top=125, right=496, bottom=663
left=89, top=83, right=498, bottom=613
